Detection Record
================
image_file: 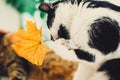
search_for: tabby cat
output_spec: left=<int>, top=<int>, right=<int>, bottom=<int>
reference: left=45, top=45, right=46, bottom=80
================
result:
left=39, top=0, right=120, bottom=80
left=0, top=32, right=30, bottom=80
left=0, top=31, right=78, bottom=80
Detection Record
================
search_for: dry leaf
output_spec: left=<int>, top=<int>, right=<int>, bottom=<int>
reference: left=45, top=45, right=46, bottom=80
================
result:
left=11, top=21, right=51, bottom=65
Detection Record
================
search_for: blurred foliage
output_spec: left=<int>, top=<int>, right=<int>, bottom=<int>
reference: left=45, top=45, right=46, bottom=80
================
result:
left=5, top=0, right=57, bottom=19
left=6, top=0, right=37, bottom=15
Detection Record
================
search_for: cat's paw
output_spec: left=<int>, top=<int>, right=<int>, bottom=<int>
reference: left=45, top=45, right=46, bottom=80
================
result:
left=46, top=40, right=79, bottom=61
left=54, top=38, right=78, bottom=50
left=46, top=40, right=69, bottom=51
left=54, top=38, right=66, bottom=45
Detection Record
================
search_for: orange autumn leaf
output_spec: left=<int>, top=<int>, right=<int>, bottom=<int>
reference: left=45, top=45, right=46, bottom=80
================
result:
left=11, top=21, right=51, bottom=65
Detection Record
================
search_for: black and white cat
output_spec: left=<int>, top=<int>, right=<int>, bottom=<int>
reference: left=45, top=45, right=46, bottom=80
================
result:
left=39, top=0, right=120, bottom=80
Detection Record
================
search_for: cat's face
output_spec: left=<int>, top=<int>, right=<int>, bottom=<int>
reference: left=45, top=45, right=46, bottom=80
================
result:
left=39, top=1, right=78, bottom=40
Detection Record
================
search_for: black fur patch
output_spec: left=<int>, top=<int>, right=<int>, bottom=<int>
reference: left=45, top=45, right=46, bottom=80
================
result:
left=86, top=0, right=120, bottom=12
left=70, top=0, right=82, bottom=5
left=74, top=49, right=95, bottom=62
left=61, top=0, right=82, bottom=5
left=58, top=24, right=70, bottom=39
left=47, top=9, right=55, bottom=29
left=88, top=17, right=119, bottom=55
left=98, top=58, right=120, bottom=80
left=47, top=1, right=62, bottom=28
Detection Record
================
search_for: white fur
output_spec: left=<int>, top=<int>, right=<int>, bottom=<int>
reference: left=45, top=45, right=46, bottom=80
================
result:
left=71, top=6, right=120, bottom=63
left=73, top=63, right=97, bottom=80
left=89, top=72, right=109, bottom=80
left=47, top=0, right=120, bottom=80
left=50, top=2, right=78, bottom=40
left=50, top=0, right=120, bottom=63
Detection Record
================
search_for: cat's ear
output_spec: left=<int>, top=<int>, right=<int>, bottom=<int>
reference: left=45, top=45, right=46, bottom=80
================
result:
left=39, top=3, right=53, bottom=13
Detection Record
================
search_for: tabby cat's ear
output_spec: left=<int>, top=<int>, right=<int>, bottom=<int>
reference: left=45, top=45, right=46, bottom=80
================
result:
left=39, top=3, right=53, bottom=13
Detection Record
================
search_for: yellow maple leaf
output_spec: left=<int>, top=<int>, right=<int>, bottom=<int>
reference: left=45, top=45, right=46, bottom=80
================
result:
left=11, top=21, right=51, bottom=65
